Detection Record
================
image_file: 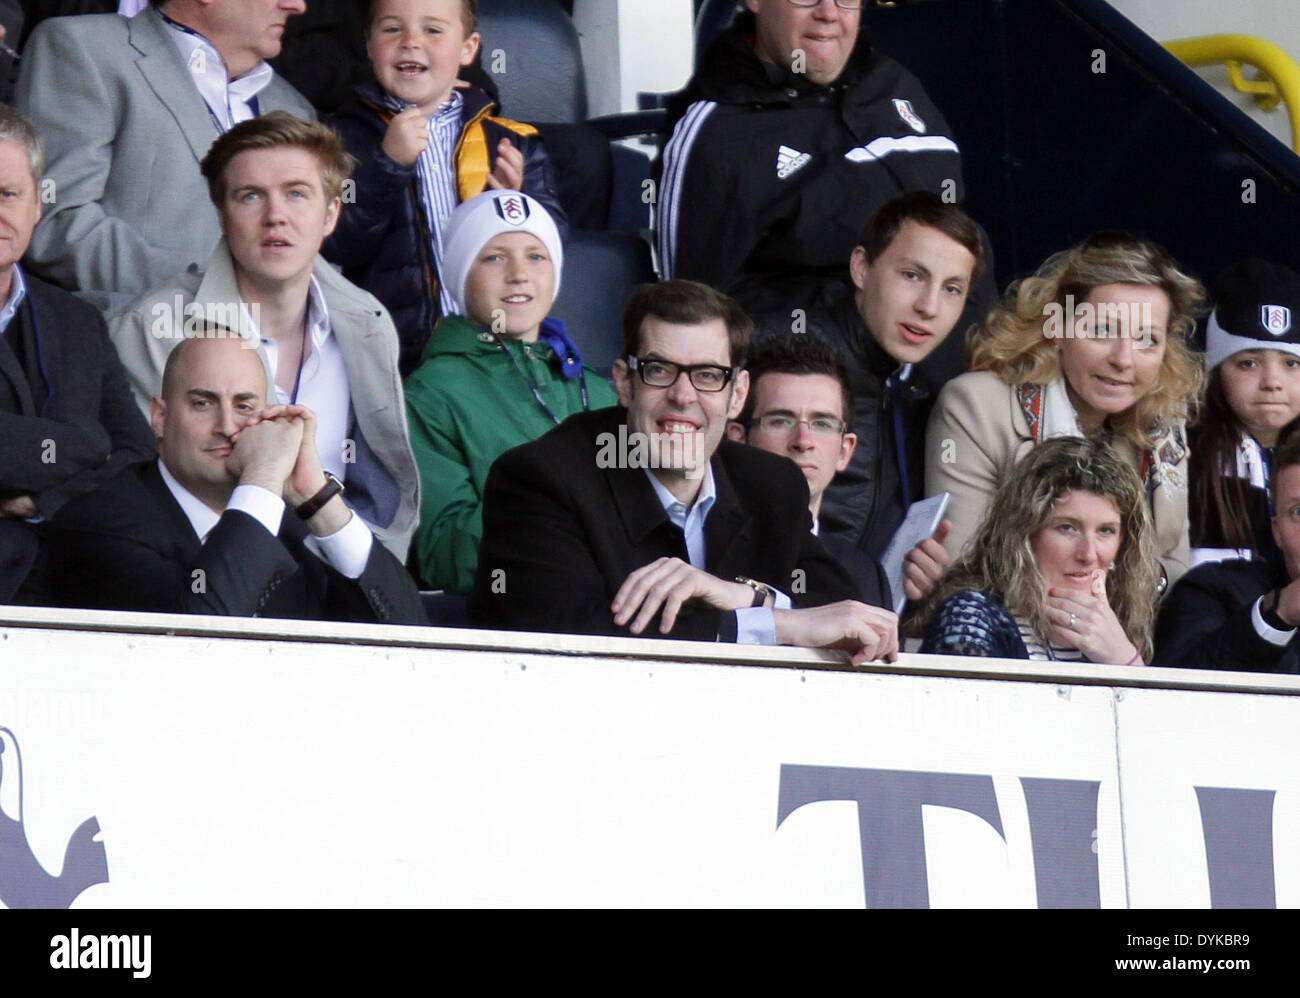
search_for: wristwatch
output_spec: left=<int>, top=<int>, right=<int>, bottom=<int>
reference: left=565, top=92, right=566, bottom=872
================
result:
left=295, top=473, right=344, bottom=520
left=734, top=576, right=774, bottom=608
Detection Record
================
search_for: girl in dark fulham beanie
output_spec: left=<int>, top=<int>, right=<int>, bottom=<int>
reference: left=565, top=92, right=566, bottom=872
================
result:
left=1190, top=258, right=1300, bottom=566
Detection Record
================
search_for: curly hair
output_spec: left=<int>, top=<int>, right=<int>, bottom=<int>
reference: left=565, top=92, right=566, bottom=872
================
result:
left=968, top=232, right=1206, bottom=449
left=918, top=436, right=1158, bottom=660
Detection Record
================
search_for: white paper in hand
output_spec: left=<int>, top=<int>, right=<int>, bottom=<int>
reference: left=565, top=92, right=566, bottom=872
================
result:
left=880, top=492, right=951, bottom=614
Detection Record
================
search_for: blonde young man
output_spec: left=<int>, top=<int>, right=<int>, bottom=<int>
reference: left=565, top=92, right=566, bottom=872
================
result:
left=109, top=112, right=419, bottom=559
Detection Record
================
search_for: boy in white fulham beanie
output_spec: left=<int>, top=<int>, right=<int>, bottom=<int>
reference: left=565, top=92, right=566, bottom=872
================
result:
left=404, top=190, right=618, bottom=593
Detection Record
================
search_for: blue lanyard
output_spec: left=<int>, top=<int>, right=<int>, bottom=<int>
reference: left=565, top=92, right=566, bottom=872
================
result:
left=888, top=372, right=912, bottom=508
left=489, top=331, right=589, bottom=425
left=287, top=324, right=309, bottom=405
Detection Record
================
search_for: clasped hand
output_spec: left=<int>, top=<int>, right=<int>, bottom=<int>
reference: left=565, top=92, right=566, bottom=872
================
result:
left=226, top=404, right=326, bottom=505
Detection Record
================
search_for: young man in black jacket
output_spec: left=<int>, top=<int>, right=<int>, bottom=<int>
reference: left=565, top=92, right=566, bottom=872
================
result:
left=757, top=192, right=982, bottom=604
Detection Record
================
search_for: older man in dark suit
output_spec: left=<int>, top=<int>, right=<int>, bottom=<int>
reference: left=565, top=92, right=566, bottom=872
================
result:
left=0, top=105, right=154, bottom=604
left=49, top=333, right=426, bottom=623
left=469, top=280, right=897, bottom=662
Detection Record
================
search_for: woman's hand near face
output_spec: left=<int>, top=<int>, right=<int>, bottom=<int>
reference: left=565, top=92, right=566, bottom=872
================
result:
left=1043, top=569, right=1141, bottom=665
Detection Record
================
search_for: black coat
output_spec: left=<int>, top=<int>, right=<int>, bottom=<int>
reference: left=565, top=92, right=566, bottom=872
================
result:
left=1153, top=558, right=1299, bottom=673
left=47, top=461, right=427, bottom=624
left=657, top=10, right=963, bottom=318
left=819, top=531, right=892, bottom=611
left=468, top=406, right=860, bottom=640
left=756, top=287, right=938, bottom=559
left=0, top=271, right=154, bottom=601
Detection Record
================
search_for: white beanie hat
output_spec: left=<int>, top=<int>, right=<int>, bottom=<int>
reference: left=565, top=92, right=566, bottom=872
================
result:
left=440, top=191, right=564, bottom=315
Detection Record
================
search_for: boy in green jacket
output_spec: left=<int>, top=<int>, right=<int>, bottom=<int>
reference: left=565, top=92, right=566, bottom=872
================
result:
left=404, top=190, right=618, bottom=592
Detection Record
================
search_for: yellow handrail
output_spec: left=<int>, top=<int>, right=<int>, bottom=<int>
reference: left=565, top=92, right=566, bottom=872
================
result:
left=1164, top=33, right=1300, bottom=153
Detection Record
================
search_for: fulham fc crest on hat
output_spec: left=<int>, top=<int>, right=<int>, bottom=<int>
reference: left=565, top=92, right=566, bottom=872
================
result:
left=893, top=98, right=927, bottom=134
left=494, top=194, right=530, bottom=225
left=1262, top=304, right=1292, bottom=336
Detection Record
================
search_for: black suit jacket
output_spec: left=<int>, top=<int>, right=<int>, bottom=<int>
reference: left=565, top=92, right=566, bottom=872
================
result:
left=468, top=406, right=860, bottom=639
left=1153, top=558, right=1299, bottom=673
left=48, top=461, right=427, bottom=624
left=0, top=271, right=154, bottom=600
left=819, top=531, right=892, bottom=611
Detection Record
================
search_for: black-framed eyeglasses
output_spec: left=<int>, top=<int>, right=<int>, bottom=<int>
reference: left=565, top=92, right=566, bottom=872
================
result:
left=751, top=413, right=846, bottom=437
left=787, top=0, right=863, bottom=9
left=627, top=357, right=735, bottom=393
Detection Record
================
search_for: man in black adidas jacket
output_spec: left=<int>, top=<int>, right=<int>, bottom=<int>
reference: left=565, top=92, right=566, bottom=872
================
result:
left=657, top=1, right=964, bottom=320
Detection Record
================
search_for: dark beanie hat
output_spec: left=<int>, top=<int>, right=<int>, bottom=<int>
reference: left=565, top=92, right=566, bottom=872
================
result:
left=1207, top=258, right=1300, bottom=368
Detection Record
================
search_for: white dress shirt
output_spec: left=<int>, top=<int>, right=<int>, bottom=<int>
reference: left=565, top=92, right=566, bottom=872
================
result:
left=157, top=460, right=373, bottom=580
left=243, top=276, right=353, bottom=482
left=164, top=14, right=274, bottom=132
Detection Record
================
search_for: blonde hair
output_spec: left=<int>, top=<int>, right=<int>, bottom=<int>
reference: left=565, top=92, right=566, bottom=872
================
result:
left=918, top=436, right=1158, bottom=660
left=201, top=112, right=356, bottom=205
left=969, top=233, right=1206, bottom=448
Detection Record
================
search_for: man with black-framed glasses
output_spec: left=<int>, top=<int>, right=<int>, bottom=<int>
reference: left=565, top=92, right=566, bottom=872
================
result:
left=469, top=279, right=898, bottom=663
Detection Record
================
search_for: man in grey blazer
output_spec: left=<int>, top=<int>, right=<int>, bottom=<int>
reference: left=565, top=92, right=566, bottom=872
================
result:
left=109, top=111, right=420, bottom=561
left=14, top=0, right=314, bottom=314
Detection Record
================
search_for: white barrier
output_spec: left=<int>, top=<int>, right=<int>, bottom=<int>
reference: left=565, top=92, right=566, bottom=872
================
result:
left=1, top=606, right=1297, bottom=908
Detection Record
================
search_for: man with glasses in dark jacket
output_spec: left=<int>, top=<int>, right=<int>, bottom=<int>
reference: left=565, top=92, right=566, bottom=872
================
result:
left=469, top=279, right=898, bottom=663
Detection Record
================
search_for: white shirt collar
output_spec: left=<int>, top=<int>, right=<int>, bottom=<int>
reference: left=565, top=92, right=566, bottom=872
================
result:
left=242, top=274, right=332, bottom=350
left=158, top=458, right=222, bottom=542
left=163, top=16, right=274, bottom=131
left=382, top=88, right=463, bottom=119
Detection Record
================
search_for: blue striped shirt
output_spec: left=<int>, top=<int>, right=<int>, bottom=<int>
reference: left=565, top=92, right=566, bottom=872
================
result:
left=383, top=90, right=464, bottom=316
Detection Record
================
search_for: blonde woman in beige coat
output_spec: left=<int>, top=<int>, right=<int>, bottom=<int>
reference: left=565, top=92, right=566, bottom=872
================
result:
left=926, top=233, right=1205, bottom=592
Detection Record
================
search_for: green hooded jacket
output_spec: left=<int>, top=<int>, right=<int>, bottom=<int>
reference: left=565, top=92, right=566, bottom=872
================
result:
left=405, top=315, right=619, bottom=592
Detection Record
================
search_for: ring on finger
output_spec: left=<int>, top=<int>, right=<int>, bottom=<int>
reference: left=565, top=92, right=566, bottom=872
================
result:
left=1068, top=612, right=1077, bottom=630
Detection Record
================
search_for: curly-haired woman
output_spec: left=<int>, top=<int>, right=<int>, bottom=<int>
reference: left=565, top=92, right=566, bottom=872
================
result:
left=925, top=232, right=1205, bottom=592
left=920, top=437, right=1157, bottom=664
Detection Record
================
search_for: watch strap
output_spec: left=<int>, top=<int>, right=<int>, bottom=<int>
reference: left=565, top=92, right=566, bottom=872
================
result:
left=734, top=576, right=773, bottom=608
left=295, top=473, right=344, bottom=520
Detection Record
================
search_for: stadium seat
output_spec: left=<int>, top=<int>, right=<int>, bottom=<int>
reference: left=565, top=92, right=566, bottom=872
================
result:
left=477, top=0, right=588, bottom=124
left=550, top=229, right=656, bottom=379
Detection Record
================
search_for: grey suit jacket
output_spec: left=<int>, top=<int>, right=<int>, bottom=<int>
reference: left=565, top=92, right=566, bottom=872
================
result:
left=108, top=240, right=421, bottom=560
left=14, top=8, right=315, bottom=313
